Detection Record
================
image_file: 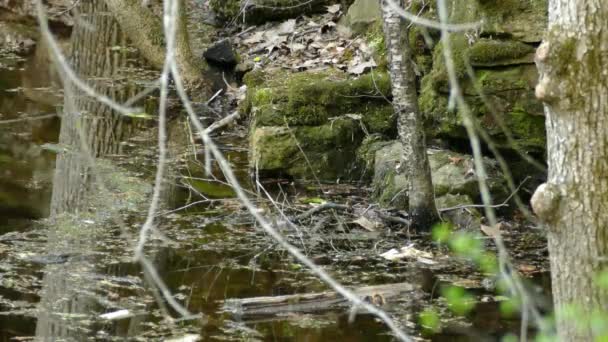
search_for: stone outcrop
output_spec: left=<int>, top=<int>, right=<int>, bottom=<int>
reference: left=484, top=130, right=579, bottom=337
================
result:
left=242, top=0, right=547, bottom=219
left=415, top=0, right=548, bottom=153
left=341, top=0, right=381, bottom=34
left=245, top=69, right=395, bottom=180
left=365, top=140, right=508, bottom=209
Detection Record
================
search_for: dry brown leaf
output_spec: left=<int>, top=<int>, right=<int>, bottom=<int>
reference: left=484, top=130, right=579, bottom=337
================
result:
left=348, top=59, right=376, bottom=75
left=480, top=222, right=504, bottom=237
left=353, top=216, right=377, bottom=232
left=448, top=156, right=464, bottom=165
left=326, top=4, right=341, bottom=14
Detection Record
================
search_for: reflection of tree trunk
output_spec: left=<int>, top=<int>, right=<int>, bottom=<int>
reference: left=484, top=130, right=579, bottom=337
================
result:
left=37, top=1, right=141, bottom=339
left=50, top=0, right=138, bottom=215
left=104, top=0, right=210, bottom=91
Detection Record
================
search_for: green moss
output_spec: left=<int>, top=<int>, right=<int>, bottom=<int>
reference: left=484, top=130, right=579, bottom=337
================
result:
left=364, top=21, right=388, bottom=70
left=505, top=109, right=546, bottom=149
left=250, top=118, right=365, bottom=180
left=363, top=104, right=396, bottom=135
left=429, top=34, right=470, bottom=90
left=243, top=69, right=267, bottom=88
left=209, top=0, right=242, bottom=21
left=250, top=69, right=392, bottom=128
left=467, top=39, right=534, bottom=66
left=183, top=177, right=236, bottom=198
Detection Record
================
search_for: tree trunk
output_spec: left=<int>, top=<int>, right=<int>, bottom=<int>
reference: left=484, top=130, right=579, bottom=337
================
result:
left=380, top=0, right=438, bottom=229
left=531, top=0, right=608, bottom=340
left=103, top=0, right=207, bottom=88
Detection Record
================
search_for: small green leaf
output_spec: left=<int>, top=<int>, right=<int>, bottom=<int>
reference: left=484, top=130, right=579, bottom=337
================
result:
left=432, top=223, right=452, bottom=243
left=450, top=232, right=483, bottom=259
left=419, top=308, right=441, bottom=333
left=125, top=112, right=154, bottom=120
left=442, top=286, right=475, bottom=316
left=301, top=197, right=326, bottom=204
left=499, top=298, right=520, bottom=318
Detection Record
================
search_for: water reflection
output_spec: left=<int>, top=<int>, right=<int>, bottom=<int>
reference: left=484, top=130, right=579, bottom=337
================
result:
left=35, top=1, right=150, bottom=339
left=0, top=44, right=60, bottom=232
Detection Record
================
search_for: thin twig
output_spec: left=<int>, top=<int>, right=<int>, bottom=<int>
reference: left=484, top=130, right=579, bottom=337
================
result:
left=439, top=177, right=530, bottom=212
left=204, top=111, right=240, bottom=134
left=292, top=203, right=350, bottom=222
left=0, top=113, right=57, bottom=125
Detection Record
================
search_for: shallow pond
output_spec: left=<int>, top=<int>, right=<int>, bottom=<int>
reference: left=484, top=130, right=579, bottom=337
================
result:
left=0, top=9, right=552, bottom=341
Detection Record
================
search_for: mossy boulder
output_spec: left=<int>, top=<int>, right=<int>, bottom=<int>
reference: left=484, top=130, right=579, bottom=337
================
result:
left=435, top=194, right=481, bottom=230
left=370, top=141, right=508, bottom=209
left=250, top=118, right=365, bottom=180
left=467, top=39, right=535, bottom=67
left=342, top=0, right=381, bottom=34
left=246, top=69, right=394, bottom=133
left=246, top=68, right=396, bottom=181
left=413, top=0, right=547, bottom=155
left=448, top=0, right=547, bottom=43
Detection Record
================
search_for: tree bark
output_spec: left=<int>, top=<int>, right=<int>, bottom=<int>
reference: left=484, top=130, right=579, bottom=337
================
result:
left=380, top=0, right=438, bottom=229
left=103, top=0, right=207, bottom=89
left=531, top=0, right=608, bottom=340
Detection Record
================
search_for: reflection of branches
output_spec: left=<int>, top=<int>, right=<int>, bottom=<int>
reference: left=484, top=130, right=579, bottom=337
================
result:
left=38, top=0, right=413, bottom=340
left=0, top=113, right=57, bottom=125
left=435, top=0, right=550, bottom=340
left=34, top=0, right=190, bottom=319
left=168, top=7, right=411, bottom=340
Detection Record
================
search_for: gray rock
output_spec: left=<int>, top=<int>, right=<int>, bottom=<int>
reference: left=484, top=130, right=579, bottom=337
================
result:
left=342, top=0, right=381, bottom=34
left=435, top=193, right=481, bottom=230
left=371, top=141, right=508, bottom=209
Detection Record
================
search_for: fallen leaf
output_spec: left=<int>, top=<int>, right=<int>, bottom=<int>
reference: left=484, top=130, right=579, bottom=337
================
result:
left=165, top=334, right=201, bottom=342
left=243, top=31, right=264, bottom=45
left=100, top=309, right=131, bottom=320
left=380, top=244, right=433, bottom=261
left=278, top=19, right=297, bottom=34
left=348, top=59, right=377, bottom=75
left=518, top=264, right=538, bottom=274
left=353, top=216, right=377, bottom=231
left=326, top=4, right=341, bottom=14
left=448, top=156, right=464, bottom=165
left=480, top=222, right=504, bottom=237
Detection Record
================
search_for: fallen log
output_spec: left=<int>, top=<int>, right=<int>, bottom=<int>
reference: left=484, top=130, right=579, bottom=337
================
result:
left=220, top=282, right=419, bottom=317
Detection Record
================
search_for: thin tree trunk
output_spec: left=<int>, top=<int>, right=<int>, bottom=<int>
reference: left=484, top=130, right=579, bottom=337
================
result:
left=381, top=0, right=438, bottom=229
left=531, top=0, right=608, bottom=340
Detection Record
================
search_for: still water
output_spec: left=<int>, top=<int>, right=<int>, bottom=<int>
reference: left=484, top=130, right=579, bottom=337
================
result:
left=0, top=3, right=550, bottom=341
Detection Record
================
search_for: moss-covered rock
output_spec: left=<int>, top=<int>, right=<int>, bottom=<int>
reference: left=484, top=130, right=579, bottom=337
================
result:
left=370, top=141, right=508, bottom=208
left=412, top=0, right=547, bottom=155
left=355, top=134, right=392, bottom=181
left=448, top=0, right=547, bottom=43
left=420, top=63, right=545, bottom=152
left=435, top=194, right=481, bottom=230
left=247, top=69, right=394, bottom=132
left=342, top=0, right=381, bottom=34
left=467, top=39, right=535, bottom=67
left=250, top=118, right=365, bottom=180
left=246, top=67, right=399, bottom=181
